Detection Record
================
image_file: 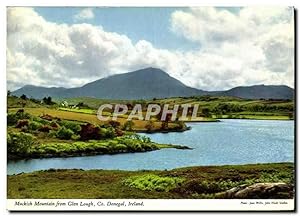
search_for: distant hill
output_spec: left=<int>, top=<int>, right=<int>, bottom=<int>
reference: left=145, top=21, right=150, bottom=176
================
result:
left=219, top=85, right=294, bottom=100
left=12, top=67, right=294, bottom=100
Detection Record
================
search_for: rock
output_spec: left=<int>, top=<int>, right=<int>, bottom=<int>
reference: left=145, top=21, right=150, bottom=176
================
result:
left=216, top=183, right=293, bottom=199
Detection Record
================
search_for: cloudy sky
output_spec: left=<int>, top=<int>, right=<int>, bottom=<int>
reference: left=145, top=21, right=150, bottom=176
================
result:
left=7, top=7, right=294, bottom=91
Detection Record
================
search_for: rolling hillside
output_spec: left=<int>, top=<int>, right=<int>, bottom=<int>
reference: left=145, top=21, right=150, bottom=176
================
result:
left=12, top=67, right=294, bottom=100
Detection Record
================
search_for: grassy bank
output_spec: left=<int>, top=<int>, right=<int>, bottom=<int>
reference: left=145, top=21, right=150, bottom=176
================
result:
left=7, top=163, right=294, bottom=199
left=8, top=135, right=190, bottom=160
left=7, top=110, right=190, bottom=160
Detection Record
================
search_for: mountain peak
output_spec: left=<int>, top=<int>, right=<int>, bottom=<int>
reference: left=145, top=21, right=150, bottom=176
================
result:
left=131, top=67, right=169, bottom=76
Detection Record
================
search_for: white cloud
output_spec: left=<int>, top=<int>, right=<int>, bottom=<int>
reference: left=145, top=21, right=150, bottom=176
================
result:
left=73, top=8, right=94, bottom=21
left=170, top=7, right=294, bottom=89
left=7, top=7, right=294, bottom=92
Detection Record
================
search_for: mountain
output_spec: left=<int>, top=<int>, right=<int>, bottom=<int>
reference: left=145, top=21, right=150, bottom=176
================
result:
left=13, top=68, right=206, bottom=99
left=12, top=67, right=294, bottom=100
left=219, top=85, right=294, bottom=100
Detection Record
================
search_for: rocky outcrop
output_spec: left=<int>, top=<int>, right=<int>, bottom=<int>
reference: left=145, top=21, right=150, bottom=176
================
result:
left=216, top=183, right=293, bottom=199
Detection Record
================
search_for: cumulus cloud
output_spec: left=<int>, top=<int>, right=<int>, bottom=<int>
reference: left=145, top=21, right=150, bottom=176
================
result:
left=73, top=8, right=94, bottom=21
left=7, top=7, right=294, bottom=91
left=170, top=7, right=294, bottom=89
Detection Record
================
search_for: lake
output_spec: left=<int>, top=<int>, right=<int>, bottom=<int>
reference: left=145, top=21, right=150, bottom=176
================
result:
left=7, top=119, right=294, bottom=175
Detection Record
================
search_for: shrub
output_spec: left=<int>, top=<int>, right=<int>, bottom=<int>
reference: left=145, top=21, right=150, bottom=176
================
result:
left=48, top=130, right=57, bottom=138
left=56, top=126, right=74, bottom=140
left=123, top=174, right=184, bottom=192
left=79, top=123, right=101, bottom=141
left=115, top=128, right=124, bottom=137
left=7, top=111, right=31, bottom=126
left=16, top=119, right=29, bottom=128
left=20, top=126, right=29, bottom=133
left=7, top=132, right=36, bottom=155
left=7, top=113, right=18, bottom=126
left=50, top=122, right=59, bottom=129
left=122, top=120, right=134, bottom=131
left=38, top=125, right=52, bottom=133
left=59, top=121, right=81, bottom=134
left=98, top=126, right=115, bottom=139
left=108, top=120, right=121, bottom=128
left=28, top=121, right=43, bottom=131
left=40, top=114, right=56, bottom=121
left=106, top=127, right=116, bottom=138
left=115, top=144, right=128, bottom=152
left=145, top=120, right=155, bottom=131
left=20, top=94, right=27, bottom=100
left=31, top=116, right=49, bottom=125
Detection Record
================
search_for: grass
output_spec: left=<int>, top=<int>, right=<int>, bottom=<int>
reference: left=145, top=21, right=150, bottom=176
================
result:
left=52, top=96, right=294, bottom=121
left=7, top=96, right=44, bottom=108
left=8, top=108, right=101, bottom=124
left=54, top=97, right=132, bottom=109
left=8, top=95, right=294, bottom=124
left=123, top=174, right=184, bottom=192
left=58, top=107, right=96, bottom=114
left=7, top=162, right=294, bottom=199
left=8, top=107, right=185, bottom=132
left=26, top=136, right=189, bottom=159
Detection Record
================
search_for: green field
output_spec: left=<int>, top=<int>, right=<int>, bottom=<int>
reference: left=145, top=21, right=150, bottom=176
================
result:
left=54, top=95, right=294, bottom=121
left=7, top=163, right=294, bottom=199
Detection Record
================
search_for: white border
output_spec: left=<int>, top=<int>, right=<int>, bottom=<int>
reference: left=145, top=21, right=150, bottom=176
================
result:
left=1, top=0, right=299, bottom=215
left=7, top=199, right=295, bottom=211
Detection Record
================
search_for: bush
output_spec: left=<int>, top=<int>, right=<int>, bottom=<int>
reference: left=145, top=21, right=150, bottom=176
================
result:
left=145, top=120, right=155, bottom=131
left=7, top=113, right=18, bottom=126
left=123, top=174, right=184, bottom=192
left=56, top=126, right=74, bottom=140
left=115, top=128, right=124, bottom=137
left=108, top=120, right=121, bottom=128
left=115, top=144, right=128, bottom=152
left=122, top=120, right=134, bottom=131
left=79, top=123, right=102, bottom=140
left=28, top=121, right=43, bottom=131
left=98, top=126, right=116, bottom=139
left=50, top=121, right=59, bottom=129
left=38, top=125, right=52, bottom=133
left=59, top=121, right=81, bottom=134
left=31, top=116, right=49, bottom=125
left=7, top=111, right=31, bottom=126
left=16, top=120, right=29, bottom=128
left=7, top=132, right=36, bottom=155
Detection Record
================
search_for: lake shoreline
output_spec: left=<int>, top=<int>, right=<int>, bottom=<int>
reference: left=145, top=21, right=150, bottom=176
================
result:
left=8, top=142, right=192, bottom=161
left=7, top=162, right=294, bottom=199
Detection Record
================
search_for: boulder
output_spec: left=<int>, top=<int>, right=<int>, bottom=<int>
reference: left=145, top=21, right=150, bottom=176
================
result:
left=216, top=183, right=293, bottom=199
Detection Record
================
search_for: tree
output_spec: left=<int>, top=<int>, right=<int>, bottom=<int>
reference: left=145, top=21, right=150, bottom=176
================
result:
left=7, top=90, right=11, bottom=97
left=123, top=120, right=134, bottom=131
left=202, top=108, right=211, bottom=118
left=20, top=94, right=27, bottom=100
left=42, top=96, right=53, bottom=105
left=7, top=132, right=36, bottom=155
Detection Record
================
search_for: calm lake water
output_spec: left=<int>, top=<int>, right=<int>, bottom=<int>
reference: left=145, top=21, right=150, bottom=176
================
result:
left=7, top=119, right=294, bottom=175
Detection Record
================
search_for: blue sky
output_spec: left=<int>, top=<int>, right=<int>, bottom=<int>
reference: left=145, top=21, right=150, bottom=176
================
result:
left=7, top=7, right=294, bottom=91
